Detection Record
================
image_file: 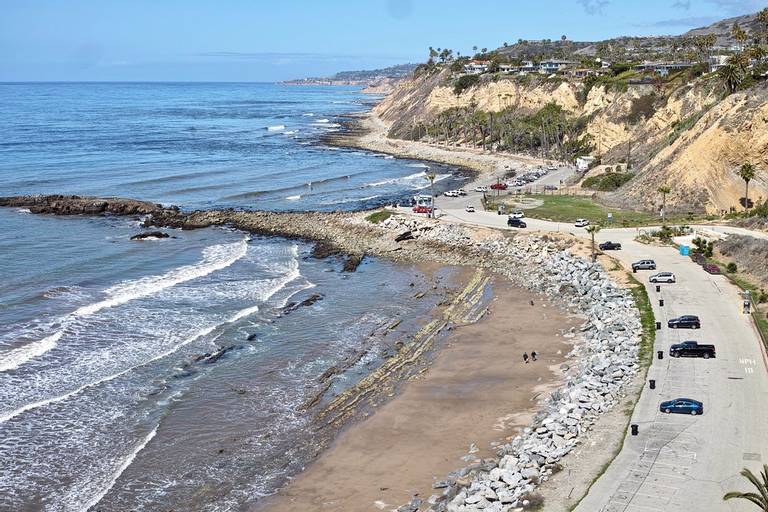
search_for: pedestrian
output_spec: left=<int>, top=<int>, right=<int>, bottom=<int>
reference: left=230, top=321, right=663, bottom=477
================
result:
left=531, top=351, right=538, bottom=361
left=523, top=352, right=529, bottom=364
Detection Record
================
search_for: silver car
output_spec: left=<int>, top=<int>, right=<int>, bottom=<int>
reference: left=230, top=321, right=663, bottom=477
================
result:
left=649, top=272, right=676, bottom=283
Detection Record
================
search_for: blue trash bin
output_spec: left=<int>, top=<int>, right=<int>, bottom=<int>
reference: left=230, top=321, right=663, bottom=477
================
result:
left=679, top=245, right=690, bottom=256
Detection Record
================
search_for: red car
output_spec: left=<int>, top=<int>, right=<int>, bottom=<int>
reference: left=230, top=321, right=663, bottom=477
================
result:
left=490, top=183, right=508, bottom=190
left=412, top=205, right=432, bottom=214
left=702, top=264, right=721, bottom=274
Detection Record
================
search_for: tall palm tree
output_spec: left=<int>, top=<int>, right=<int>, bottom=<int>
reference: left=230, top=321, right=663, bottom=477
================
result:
left=585, top=225, right=601, bottom=262
left=724, top=465, right=768, bottom=510
left=738, top=162, right=757, bottom=210
left=658, top=185, right=671, bottom=223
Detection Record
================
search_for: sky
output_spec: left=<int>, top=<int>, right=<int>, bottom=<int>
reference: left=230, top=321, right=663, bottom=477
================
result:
left=0, top=0, right=765, bottom=82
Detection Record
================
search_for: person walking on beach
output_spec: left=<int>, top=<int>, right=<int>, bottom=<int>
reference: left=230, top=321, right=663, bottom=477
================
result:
left=523, top=352, right=529, bottom=364
left=531, top=351, right=538, bottom=361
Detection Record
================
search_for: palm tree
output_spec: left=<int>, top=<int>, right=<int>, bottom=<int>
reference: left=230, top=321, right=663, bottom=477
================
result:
left=723, top=465, right=768, bottom=510
left=718, top=58, right=745, bottom=95
left=658, top=186, right=671, bottom=223
left=585, top=225, right=601, bottom=262
left=738, top=162, right=757, bottom=210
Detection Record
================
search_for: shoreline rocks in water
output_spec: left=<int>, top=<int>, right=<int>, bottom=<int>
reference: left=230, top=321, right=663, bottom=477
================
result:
left=130, top=231, right=170, bottom=240
left=0, top=194, right=167, bottom=216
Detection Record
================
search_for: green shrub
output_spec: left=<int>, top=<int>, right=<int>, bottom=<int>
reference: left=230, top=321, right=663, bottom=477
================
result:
left=365, top=210, right=393, bottom=224
left=453, top=74, right=480, bottom=95
left=625, top=94, right=657, bottom=124
left=582, top=172, right=635, bottom=191
left=726, top=262, right=738, bottom=273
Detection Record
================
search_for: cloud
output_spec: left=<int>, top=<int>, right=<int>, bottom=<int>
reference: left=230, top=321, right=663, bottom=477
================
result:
left=672, top=0, right=691, bottom=9
left=577, top=0, right=611, bottom=14
left=640, top=15, right=720, bottom=27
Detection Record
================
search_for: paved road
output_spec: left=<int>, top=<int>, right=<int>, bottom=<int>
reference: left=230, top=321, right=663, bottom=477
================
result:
left=403, top=206, right=768, bottom=512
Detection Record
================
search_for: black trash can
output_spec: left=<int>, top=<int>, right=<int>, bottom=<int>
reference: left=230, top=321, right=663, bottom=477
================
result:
left=633, top=268, right=637, bottom=273
left=649, top=379, right=656, bottom=389
left=659, top=299, right=664, bottom=307
left=631, top=424, right=639, bottom=436
left=656, top=321, right=661, bottom=330
left=656, top=285, right=661, bottom=292
left=657, top=350, right=663, bottom=360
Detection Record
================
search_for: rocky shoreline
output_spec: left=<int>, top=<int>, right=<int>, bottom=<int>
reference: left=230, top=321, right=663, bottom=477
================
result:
left=1, top=195, right=644, bottom=511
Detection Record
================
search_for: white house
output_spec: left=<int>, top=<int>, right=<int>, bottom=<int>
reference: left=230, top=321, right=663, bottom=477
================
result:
left=576, top=156, right=597, bottom=172
left=538, top=59, right=576, bottom=74
left=463, top=60, right=489, bottom=74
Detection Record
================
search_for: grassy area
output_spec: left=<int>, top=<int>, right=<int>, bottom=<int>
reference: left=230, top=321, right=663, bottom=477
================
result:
left=365, top=210, right=393, bottom=224
left=518, top=194, right=706, bottom=227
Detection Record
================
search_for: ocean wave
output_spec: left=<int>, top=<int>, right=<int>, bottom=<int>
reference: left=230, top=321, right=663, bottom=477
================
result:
left=77, top=425, right=159, bottom=512
left=0, top=244, right=302, bottom=424
left=314, top=119, right=330, bottom=123
left=406, top=163, right=430, bottom=168
left=0, top=332, right=63, bottom=373
left=16, top=208, right=31, bottom=214
left=364, top=171, right=430, bottom=188
left=265, top=125, right=285, bottom=131
left=0, top=239, right=249, bottom=375
left=74, top=238, right=249, bottom=317
left=286, top=195, right=301, bottom=201
left=302, top=113, right=314, bottom=116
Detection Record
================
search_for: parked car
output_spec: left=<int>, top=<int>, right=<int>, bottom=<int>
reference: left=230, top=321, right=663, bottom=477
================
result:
left=659, top=398, right=704, bottom=415
left=507, top=218, right=527, bottom=228
left=703, top=263, right=722, bottom=274
left=509, top=210, right=525, bottom=219
left=575, top=218, right=590, bottom=227
left=547, top=165, right=557, bottom=171
left=599, top=241, right=622, bottom=251
left=474, top=186, right=488, bottom=193
left=668, top=315, right=701, bottom=329
left=544, top=185, right=558, bottom=191
left=457, top=189, right=467, bottom=196
left=632, top=259, right=657, bottom=271
left=443, top=190, right=459, bottom=197
left=490, top=182, right=508, bottom=190
left=412, top=205, right=432, bottom=214
left=649, top=272, right=676, bottom=283
left=670, top=341, right=716, bottom=359
left=465, top=205, right=475, bottom=213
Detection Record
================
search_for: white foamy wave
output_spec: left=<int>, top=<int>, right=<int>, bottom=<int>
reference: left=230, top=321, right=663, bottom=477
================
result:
left=74, top=238, right=249, bottom=318
left=286, top=195, right=301, bottom=201
left=314, top=119, right=330, bottom=123
left=365, top=171, right=431, bottom=188
left=282, top=130, right=297, bottom=135
left=384, top=155, right=395, bottom=159
left=16, top=208, right=31, bottom=214
left=0, top=331, right=63, bottom=373
left=412, top=173, right=451, bottom=189
left=78, top=425, right=159, bottom=512
left=406, top=163, right=430, bottom=168
left=302, top=113, right=314, bottom=116
left=0, top=243, right=303, bottom=424
left=265, top=125, right=285, bottom=131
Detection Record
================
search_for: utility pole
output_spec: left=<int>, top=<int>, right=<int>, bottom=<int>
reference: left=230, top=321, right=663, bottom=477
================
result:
left=626, top=137, right=632, bottom=170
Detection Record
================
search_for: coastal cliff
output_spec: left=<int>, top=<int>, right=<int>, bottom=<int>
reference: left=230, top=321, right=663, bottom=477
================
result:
left=364, top=67, right=768, bottom=214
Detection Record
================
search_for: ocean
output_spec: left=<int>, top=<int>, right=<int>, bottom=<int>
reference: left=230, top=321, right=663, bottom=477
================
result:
left=0, top=83, right=463, bottom=511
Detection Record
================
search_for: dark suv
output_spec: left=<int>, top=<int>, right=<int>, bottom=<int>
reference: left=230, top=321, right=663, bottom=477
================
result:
left=632, top=259, right=656, bottom=271
left=668, top=315, right=701, bottom=329
left=507, top=218, right=527, bottom=228
left=599, top=241, right=622, bottom=251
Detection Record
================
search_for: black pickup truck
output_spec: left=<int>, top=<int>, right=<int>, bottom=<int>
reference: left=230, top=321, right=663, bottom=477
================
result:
left=669, top=341, right=716, bottom=359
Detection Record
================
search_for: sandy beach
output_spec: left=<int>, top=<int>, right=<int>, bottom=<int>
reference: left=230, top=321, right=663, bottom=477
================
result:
left=333, top=113, right=547, bottom=183
left=259, top=277, right=579, bottom=512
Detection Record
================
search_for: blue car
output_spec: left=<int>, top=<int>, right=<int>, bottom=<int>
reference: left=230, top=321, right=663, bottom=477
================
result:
left=660, top=398, right=704, bottom=415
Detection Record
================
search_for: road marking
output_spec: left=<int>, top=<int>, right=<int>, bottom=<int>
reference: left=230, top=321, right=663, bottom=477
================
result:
left=745, top=367, right=754, bottom=374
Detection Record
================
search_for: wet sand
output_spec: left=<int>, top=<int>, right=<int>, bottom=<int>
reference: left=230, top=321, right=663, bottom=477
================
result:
left=259, top=277, right=579, bottom=512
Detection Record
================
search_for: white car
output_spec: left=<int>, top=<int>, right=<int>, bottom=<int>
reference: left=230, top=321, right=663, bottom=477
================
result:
left=509, top=210, right=525, bottom=219
left=474, top=186, right=488, bottom=193
left=649, top=272, right=676, bottom=283
left=443, top=190, right=458, bottom=197
left=465, top=205, right=475, bottom=213
left=457, top=189, right=467, bottom=196
left=547, top=165, right=557, bottom=171
left=575, top=218, right=590, bottom=227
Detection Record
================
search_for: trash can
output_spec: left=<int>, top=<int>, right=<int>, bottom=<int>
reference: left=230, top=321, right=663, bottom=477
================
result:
left=649, top=379, right=656, bottom=389
left=656, top=321, right=661, bottom=330
left=659, top=299, right=664, bottom=307
left=631, top=424, right=639, bottom=436
left=655, top=285, right=661, bottom=293
left=657, top=350, right=664, bottom=360
left=679, top=245, right=690, bottom=256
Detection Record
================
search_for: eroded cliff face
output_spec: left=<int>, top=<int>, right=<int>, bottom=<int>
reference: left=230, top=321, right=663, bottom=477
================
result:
left=373, top=70, right=768, bottom=212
